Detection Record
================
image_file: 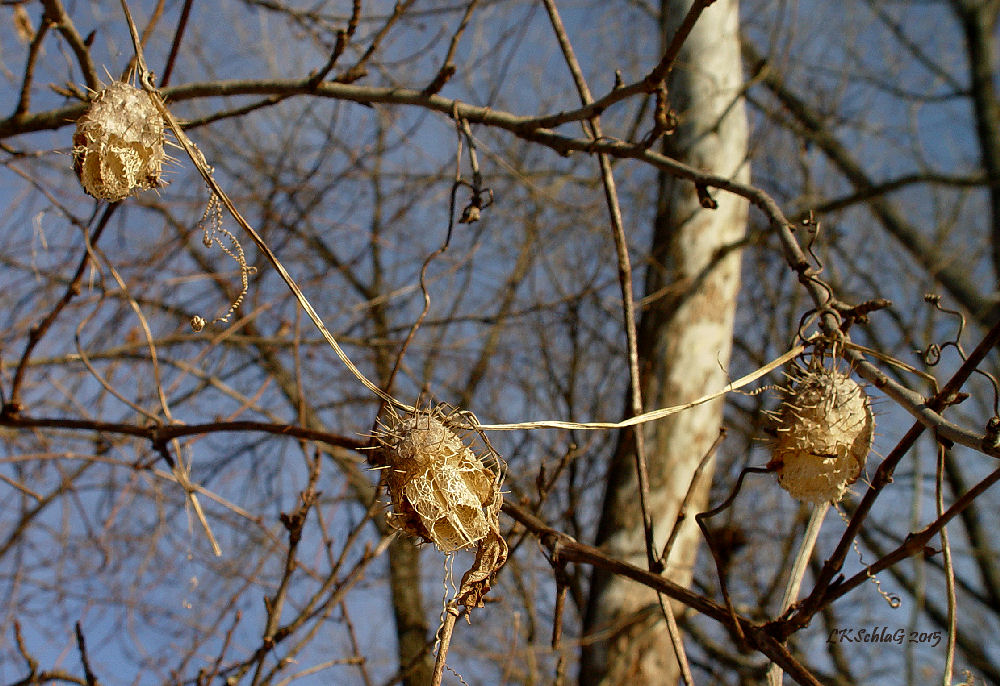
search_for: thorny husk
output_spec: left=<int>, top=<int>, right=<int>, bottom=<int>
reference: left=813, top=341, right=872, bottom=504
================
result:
left=769, top=365, right=873, bottom=504
left=73, top=81, right=165, bottom=201
left=373, top=406, right=507, bottom=611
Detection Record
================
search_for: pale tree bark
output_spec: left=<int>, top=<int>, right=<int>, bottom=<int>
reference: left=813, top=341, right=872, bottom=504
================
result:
left=581, top=1, right=749, bottom=684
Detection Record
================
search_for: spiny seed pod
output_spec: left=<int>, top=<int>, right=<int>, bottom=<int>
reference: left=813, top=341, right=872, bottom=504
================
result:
left=770, top=367, right=873, bottom=504
left=373, top=408, right=503, bottom=553
left=73, top=81, right=165, bottom=201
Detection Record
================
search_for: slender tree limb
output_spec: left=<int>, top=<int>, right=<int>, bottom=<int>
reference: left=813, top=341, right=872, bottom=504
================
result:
left=159, top=0, right=194, bottom=88
left=39, top=0, right=98, bottom=91
left=942, top=456, right=1000, bottom=609
left=12, top=11, right=51, bottom=120
left=766, top=503, right=829, bottom=686
left=73, top=622, right=98, bottom=686
left=936, top=445, right=958, bottom=686
left=307, top=0, right=361, bottom=89
left=541, top=5, right=701, bottom=681
left=856, top=524, right=1000, bottom=684
left=422, top=0, right=478, bottom=95
left=335, top=0, right=416, bottom=84
left=0, top=411, right=366, bottom=451
left=794, top=172, right=990, bottom=219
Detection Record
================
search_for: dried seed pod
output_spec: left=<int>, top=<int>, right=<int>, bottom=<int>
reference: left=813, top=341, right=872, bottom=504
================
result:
left=73, top=81, right=165, bottom=201
left=770, top=366, right=873, bottom=504
left=374, top=408, right=503, bottom=553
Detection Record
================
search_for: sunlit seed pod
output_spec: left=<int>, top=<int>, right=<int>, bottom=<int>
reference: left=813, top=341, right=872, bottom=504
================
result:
left=373, top=408, right=503, bottom=553
left=73, top=81, right=165, bottom=201
left=771, top=367, right=873, bottom=504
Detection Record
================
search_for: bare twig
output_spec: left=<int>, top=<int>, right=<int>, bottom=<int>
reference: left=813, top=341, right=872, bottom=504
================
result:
left=13, top=620, right=38, bottom=676
left=794, top=462, right=1000, bottom=631
left=74, top=622, right=98, bottom=686
left=251, top=457, right=321, bottom=686
left=661, top=429, right=726, bottom=563
left=539, top=4, right=693, bottom=674
left=0, top=471, right=42, bottom=500
left=648, top=0, right=717, bottom=87
left=0, top=412, right=366, bottom=451
left=340, top=601, right=374, bottom=686
left=224, top=526, right=394, bottom=683
left=423, top=0, right=479, bottom=95
left=766, top=502, right=829, bottom=686
left=11, top=620, right=91, bottom=686
left=306, top=0, right=360, bottom=88
left=13, top=11, right=51, bottom=119
left=200, top=611, right=242, bottom=686
left=85, top=241, right=173, bottom=420
left=120, top=0, right=165, bottom=80
left=160, top=0, right=194, bottom=87
left=40, top=0, right=98, bottom=90
left=336, top=0, right=416, bottom=84
left=551, top=565, right=570, bottom=686
left=540, top=0, right=658, bottom=569
left=152, top=440, right=221, bottom=556
left=696, top=467, right=778, bottom=648
left=936, top=445, right=957, bottom=686
left=430, top=604, right=459, bottom=686
left=271, top=658, right=366, bottom=686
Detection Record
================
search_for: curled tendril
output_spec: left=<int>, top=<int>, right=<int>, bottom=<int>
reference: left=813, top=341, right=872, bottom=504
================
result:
left=193, top=191, right=257, bottom=329
left=919, top=293, right=965, bottom=366
left=800, top=211, right=823, bottom=271
left=922, top=343, right=943, bottom=366
left=920, top=294, right=1000, bottom=416
left=795, top=305, right=843, bottom=354
left=446, top=117, right=493, bottom=245
left=835, top=505, right=902, bottom=608
left=791, top=217, right=841, bottom=346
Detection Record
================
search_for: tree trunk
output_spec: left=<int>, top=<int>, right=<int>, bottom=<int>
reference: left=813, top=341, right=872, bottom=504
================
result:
left=581, top=0, right=749, bottom=683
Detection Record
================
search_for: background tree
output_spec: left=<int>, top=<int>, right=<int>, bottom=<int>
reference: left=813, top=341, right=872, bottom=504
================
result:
left=0, top=1, right=998, bottom=686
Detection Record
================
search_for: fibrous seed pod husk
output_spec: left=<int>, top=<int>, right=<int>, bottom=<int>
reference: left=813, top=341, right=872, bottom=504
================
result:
left=770, top=366, right=873, bottom=504
left=374, top=407, right=504, bottom=554
left=73, top=81, right=165, bottom=201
